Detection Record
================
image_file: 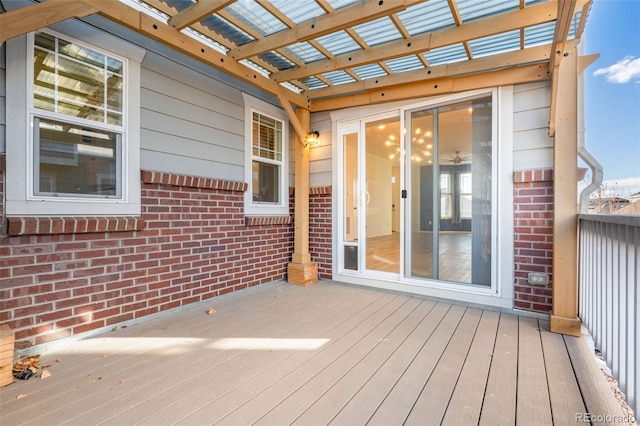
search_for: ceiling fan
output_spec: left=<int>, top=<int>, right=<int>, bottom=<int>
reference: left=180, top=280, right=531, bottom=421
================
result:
left=449, top=150, right=470, bottom=164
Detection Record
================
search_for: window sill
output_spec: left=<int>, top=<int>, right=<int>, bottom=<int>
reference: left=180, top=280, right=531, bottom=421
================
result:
left=245, top=216, right=292, bottom=226
left=6, top=216, right=144, bottom=236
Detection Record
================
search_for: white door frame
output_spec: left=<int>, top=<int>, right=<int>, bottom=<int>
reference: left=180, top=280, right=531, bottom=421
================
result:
left=331, top=88, right=515, bottom=309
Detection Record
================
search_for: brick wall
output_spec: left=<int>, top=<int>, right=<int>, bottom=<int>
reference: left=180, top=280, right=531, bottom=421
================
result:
left=309, top=186, right=333, bottom=279
left=1, top=168, right=294, bottom=349
left=513, top=169, right=554, bottom=313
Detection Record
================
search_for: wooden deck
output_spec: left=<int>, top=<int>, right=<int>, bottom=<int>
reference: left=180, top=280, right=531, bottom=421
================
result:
left=0, top=281, right=627, bottom=425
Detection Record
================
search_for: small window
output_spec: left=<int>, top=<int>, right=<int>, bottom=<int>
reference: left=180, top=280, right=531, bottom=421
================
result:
left=440, top=173, right=452, bottom=219
left=243, top=93, right=289, bottom=216
left=460, top=172, right=472, bottom=219
left=251, top=112, right=283, bottom=204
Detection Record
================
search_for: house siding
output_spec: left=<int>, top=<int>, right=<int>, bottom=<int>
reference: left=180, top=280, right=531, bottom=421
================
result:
left=513, top=81, right=554, bottom=171
left=0, top=44, right=5, bottom=154
left=140, top=52, right=245, bottom=181
left=512, top=81, right=554, bottom=313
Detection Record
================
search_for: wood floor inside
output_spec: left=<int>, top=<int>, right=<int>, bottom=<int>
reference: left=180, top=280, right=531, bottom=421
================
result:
left=0, top=281, right=625, bottom=425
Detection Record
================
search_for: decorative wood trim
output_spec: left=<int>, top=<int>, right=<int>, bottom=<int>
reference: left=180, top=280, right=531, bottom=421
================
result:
left=140, top=170, right=247, bottom=192
left=6, top=216, right=144, bottom=236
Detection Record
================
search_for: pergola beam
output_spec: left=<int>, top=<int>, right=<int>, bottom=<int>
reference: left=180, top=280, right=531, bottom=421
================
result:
left=0, top=0, right=97, bottom=45
left=228, top=0, right=419, bottom=61
left=550, top=45, right=580, bottom=336
left=77, top=0, right=308, bottom=108
left=166, top=0, right=235, bottom=31
left=273, top=0, right=557, bottom=83
left=308, top=43, right=556, bottom=100
left=310, top=63, right=548, bottom=112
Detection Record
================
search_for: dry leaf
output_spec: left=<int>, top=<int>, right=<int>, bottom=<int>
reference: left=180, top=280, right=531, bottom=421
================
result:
left=55, top=358, right=62, bottom=363
left=101, top=354, right=108, bottom=358
left=207, top=307, right=216, bottom=315
left=16, top=394, right=26, bottom=400
left=41, top=370, right=51, bottom=379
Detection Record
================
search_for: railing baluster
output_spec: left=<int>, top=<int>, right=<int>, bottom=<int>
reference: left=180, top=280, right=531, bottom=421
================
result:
left=578, top=214, right=640, bottom=417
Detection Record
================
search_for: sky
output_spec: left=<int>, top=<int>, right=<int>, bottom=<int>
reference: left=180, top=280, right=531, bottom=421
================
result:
left=583, top=0, right=640, bottom=197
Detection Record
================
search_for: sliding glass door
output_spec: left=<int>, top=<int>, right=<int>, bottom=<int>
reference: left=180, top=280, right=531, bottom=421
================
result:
left=405, top=95, right=493, bottom=285
left=338, top=93, right=494, bottom=288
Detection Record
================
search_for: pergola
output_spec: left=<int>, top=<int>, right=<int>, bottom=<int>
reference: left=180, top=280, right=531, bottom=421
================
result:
left=0, top=0, right=597, bottom=335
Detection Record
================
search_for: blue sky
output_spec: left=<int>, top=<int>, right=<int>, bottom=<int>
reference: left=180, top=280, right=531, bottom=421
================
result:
left=583, top=0, right=640, bottom=195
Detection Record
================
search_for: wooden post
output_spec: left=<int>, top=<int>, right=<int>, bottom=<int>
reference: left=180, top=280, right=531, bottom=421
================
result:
left=549, top=46, right=581, bottom=336
left=287, top=107, right=318, bottom=286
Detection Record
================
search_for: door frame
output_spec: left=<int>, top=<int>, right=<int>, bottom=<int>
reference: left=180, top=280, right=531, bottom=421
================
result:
left=331, top=87, right=515, bottom=309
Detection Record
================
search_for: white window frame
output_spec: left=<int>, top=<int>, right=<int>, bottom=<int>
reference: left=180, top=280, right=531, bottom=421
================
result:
left=5, top=23, right=144, bottom=216
left=440, top=172, right=452, bottom=219
left=242, top=93, right=289, bottom=216
left=459, top=171, right=473, bottom=219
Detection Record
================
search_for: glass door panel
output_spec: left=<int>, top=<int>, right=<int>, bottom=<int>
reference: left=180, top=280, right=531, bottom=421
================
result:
left=343, top=131, right=359, bottom=270
left=406, top=95, right=493, bottom=286
left=364, top=117, right=401, bottom=274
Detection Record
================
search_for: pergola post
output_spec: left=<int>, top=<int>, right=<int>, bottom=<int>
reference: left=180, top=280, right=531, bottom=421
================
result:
left=549, top=46, right=581, bottom=336
left=287, top=107, right=318, bottom=286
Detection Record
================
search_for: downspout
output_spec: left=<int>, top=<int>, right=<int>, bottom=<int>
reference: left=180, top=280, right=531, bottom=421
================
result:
left=577, top=42, right=603, bottom=214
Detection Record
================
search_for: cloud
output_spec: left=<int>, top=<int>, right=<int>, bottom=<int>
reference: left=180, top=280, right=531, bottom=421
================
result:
left=593, top=56, right=640, bottom=84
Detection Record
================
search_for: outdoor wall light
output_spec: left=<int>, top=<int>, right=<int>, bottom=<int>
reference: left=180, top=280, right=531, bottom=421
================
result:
left=305, top=131, right=320, bottom=146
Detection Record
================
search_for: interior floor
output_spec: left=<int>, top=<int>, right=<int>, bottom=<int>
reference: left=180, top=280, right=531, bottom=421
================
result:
left=366, top=232, right=473, bottom=283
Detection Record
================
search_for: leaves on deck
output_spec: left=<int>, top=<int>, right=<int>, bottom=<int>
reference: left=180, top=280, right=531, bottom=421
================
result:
left=207, top=307, right=217, bottom=315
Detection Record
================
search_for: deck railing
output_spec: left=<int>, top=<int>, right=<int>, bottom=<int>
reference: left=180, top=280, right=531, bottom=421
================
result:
left=578, top=213, right=640, bottom=416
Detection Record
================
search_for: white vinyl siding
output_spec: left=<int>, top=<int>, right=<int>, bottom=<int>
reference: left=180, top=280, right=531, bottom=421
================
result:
left=139, top=52, right=245, bottom=181
left=513, top=81, right=554, bottom=171
left=309, top=110, right=333, bottom=187
left=0, top=44, right=6, bottom=154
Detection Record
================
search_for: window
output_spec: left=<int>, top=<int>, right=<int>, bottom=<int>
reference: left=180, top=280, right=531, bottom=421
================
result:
left=243, top=93, right=289, bottom=216
left=5, top=26, right=144, bottom=216
left=459, top=172, right=472, bottom=219
left=440, top=173, right=452, bottom=219
left=251, top=112, right=283, bottom=204
left=32, top=32, right=124, bottom=199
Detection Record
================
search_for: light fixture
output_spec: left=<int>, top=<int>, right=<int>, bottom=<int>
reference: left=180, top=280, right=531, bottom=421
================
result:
left=305, top=130, right=320, bottom=146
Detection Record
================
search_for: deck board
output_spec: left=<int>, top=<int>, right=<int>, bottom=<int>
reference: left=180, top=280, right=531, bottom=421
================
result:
left=0, top=280, right=626, bottom=426
left=516, top=317, right=553, bottom=426
left=327, top=302, right=450, bottom=425
left=479, top=313, right=519, bottom=425
left=441, top=310, right=500, bottom=426
left=539, top=326, right=587, bottom=425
